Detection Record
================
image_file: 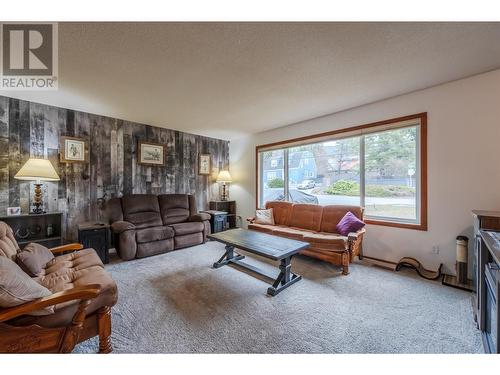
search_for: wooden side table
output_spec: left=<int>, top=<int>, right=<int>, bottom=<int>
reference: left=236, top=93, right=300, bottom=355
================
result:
left=209, top=200, right=237, bottom=229
left=201, top=210, right=228, bottom=233
left=0, top=212, right=63, bottom=249
left=78, top=222, right=110, bottom=264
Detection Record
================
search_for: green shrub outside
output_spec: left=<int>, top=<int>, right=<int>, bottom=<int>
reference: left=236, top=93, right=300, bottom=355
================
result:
left=325, top=180, right=414, bottom=197
left=267, top=178, right=284, bottom=188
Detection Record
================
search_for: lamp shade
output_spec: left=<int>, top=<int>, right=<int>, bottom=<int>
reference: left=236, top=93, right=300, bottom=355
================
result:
left=216, top=170, right=232, bottom=183
left=14, top=158, right=60, bottom=182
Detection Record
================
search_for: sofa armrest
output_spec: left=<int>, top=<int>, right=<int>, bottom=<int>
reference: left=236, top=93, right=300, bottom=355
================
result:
left=111, top=220, right=136, bottom=234
left=246, top=217, right=256, bottom=224
left=50, top=243, right=84, bottom=255
left=188, top=213, right=211, bottom=222
left=0, top=284, right=101, bottom=323
left=347, top=227, right=366, bottom=242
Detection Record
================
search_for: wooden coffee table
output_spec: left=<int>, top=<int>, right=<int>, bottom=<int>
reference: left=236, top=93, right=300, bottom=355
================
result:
left=208, top=229, right=309, bottom=296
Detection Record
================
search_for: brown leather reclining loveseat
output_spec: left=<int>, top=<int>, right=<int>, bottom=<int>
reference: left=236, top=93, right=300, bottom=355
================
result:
left=107, top=194, right=211, bottom=260
left=248, top=201, right=365, bottom=275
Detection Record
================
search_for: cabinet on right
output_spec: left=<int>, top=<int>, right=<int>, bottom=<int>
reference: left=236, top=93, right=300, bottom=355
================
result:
left=472, top=210, right=500, bottom=353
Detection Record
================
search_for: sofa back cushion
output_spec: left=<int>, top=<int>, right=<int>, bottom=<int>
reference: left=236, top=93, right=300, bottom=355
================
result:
left=320, top=205, right=364, bottom=233
left=121, top=194, right=163, bottom=228
left=265, top=201, right=293, bottom=226
left=158, top=194, right=195, bottom=225
left=0, top=256, right=54, bottom=315
left=289, top=204, right=323, bottom=231
left=0, top=221, right=20, bottom=261
left=16, top=242, right=54, bottom=277
left=107, top=197, right=124, bottom=223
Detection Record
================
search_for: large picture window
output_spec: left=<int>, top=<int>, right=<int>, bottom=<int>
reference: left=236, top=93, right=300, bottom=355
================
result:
left=256, top=113, right=427, bottom=230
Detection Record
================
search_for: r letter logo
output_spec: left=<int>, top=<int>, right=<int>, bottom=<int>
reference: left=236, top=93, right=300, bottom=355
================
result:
left=1, top=23, right=58, bottom=90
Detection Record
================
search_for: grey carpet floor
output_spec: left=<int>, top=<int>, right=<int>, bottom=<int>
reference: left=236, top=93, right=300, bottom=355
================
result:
left=74, top=241, right=482, bottom=354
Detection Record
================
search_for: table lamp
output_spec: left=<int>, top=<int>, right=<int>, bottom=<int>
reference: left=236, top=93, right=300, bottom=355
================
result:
left=14, top=158, right=60, bottom=214
left=216, top=170, right=232, bottom=201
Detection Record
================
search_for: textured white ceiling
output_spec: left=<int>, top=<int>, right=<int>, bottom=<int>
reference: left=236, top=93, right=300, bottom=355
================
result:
left=3, top=22, right=500, bottom=140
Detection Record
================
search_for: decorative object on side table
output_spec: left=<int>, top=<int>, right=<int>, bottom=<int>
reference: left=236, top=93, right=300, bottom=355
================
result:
left=137, top=141, right=165, bottom=166
left=78, top=222, right=110, bottom=264
left=6, top=207, right=21, bottom=216
left=201, top=210, right=228, bottom=233
left=60, top=136, right=89, bottom=163
left=216, top=170, right=232, bottom=201
left=14, top=158, right=60, bottom=214
left=198, top=154, right=211, bottom=175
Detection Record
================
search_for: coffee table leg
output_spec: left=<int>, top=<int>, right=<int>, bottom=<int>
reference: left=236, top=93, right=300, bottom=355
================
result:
left=213, top=244, right=245, bottom=268
left=267, top=256, right=302, bottom=296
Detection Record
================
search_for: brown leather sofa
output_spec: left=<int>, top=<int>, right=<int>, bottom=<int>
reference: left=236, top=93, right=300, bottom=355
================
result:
left=107, top=194, right=211, bottom=260
left=0, top=222, right=118, bottom=353
left=248, top=201, right=365, bottom=275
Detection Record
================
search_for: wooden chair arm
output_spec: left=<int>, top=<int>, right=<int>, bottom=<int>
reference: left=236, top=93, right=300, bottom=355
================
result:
left=348, top=228, right=366, bottom=242
left=49, top=243, right=84, bottom=255
left=0, top=284, right=101, bottom=323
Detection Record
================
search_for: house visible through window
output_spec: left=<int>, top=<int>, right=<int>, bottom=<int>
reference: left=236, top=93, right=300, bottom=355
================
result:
left=257, top=113, right=427, bottom=230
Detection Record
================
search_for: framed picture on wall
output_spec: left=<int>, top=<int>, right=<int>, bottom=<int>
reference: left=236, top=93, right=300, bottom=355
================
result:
left=138, top=141, right=165, bottom=166
left=60, top=137, right=89, bottom=163
left=198, top=154, right=211, bottom=175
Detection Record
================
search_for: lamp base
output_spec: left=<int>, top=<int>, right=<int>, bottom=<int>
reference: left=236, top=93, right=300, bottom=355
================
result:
left=31, top=183, right=45, bottom=214
left=220, top=183, right=229, bottom=201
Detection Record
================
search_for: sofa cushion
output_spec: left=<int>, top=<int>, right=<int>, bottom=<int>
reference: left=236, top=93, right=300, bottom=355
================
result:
left=158, top=194, right=196, bottom=224
left=248, top=223, right=275, bottom=234
left=302, top=232, right=348, bottom=250
left=0, top=221, right=20, bottom=261
left=137, top=239, right=174, bottom=258
left=29, top=263, right=117, bottom=328
left=336, top=211, right=366, bottom=236
left=41, top=249, right=104, bottom=277
left=121, top=194, right=163, bottom=228
left=188, top=213, right=211, bottom=222
left=174, top=232, right=204, bottom=249
left=255, top=209, right=275, bottom=225
left=289, top=204, right=323, bottom=232
left=169, top=222, right=204, bottom=236
left=136, top=226, right=174, bottom=243
left=0, top=256, right=54, bottom=315
left=320, top=205, right=364, bottom=233
left=16, top=242, right=54, bottom=277
left=272, top=226, right=315, bottom=240
left=265, top=201, right=293, bottom=226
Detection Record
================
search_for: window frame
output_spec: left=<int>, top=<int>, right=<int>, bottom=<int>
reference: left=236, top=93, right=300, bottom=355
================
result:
left=255, top=113, right=428, bottom=231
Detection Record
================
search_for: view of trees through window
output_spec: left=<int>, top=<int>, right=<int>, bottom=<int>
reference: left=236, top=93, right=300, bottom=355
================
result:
left=259, top=125, right=419, bottom=223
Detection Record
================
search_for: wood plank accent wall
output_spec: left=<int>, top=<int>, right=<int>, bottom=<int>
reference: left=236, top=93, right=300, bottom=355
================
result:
left=0, top=96, right=229, bottom=241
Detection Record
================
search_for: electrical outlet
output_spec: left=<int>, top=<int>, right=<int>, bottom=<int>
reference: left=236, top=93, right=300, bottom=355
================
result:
left=431, top=245, right=440, bottom=255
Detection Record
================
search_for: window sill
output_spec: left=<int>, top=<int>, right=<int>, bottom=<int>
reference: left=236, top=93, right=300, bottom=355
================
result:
left=364, top=218, right=427, bottom=231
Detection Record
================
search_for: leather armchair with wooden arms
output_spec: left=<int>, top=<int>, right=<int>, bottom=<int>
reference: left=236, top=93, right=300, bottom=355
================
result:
left=0, top=221, right=118, bottom=353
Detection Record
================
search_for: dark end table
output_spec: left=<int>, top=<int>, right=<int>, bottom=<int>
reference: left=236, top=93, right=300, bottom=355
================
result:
left=78, top=221, right=110, bottom=264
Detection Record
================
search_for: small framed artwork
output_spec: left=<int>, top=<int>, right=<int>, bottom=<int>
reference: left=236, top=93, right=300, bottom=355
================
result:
left=138, top=141, right=165, bottom=166
left=198, top=154, right=211, bottom=175
left=60, top=136, right=89, bottom=163
left=7, top=207, right=21, bottom=216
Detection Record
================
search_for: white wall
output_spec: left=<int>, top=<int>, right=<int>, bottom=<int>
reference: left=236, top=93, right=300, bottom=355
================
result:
left=230, top=69, right=500, bottom=273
